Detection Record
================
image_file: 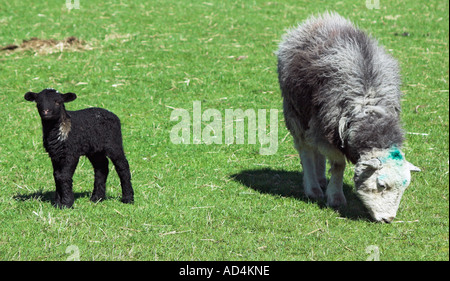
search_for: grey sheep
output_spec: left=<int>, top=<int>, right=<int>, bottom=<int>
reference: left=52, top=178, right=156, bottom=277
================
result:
left=277, top=12, right=420, bottom=222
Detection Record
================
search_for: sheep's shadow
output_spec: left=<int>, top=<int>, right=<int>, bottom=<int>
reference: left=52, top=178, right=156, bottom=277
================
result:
left=14, top=190, right=91, bottom=205
left=230, top=168, right=371, bottom=221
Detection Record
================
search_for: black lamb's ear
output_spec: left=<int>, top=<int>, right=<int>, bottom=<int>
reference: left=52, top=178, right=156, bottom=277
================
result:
left=24, top=92, right=37, bottom=102
left=62, top=92, right=77, bottom=103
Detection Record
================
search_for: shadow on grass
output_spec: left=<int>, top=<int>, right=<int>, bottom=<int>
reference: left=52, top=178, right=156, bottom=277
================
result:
left=231, top=168, right=372, bottom=221
left=14, top=190, right=91, bottom=205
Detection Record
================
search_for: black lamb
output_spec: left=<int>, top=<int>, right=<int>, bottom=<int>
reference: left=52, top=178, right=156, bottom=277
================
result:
left=24, top=88, right=134, bottom=208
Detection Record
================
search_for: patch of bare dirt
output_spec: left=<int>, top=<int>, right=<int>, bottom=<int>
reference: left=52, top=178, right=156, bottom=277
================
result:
left=1, top=36, right=92, bottom=55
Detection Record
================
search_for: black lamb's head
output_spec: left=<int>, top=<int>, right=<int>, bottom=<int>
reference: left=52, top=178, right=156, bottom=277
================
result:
left=24, top=89, right=77, bottom=120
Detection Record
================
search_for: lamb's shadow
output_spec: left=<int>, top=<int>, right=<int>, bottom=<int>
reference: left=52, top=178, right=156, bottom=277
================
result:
left=14, top=190, right=91, bottom=205
left=231, top=168, right=371, bottom=221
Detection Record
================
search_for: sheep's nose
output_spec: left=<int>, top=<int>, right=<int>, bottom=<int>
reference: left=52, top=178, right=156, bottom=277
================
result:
left=43, top=109, right=50, bottom=115
left=382, top=217, right=394, bottom=223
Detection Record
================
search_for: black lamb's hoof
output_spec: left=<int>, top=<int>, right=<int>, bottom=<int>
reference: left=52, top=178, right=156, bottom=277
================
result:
left=54, top=202, right=74, bottom=209
left=121, top=197, right=134, bottom=204
left=90, top=195, right=106, bottom=203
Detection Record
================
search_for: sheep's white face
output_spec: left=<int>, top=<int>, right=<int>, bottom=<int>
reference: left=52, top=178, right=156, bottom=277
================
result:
left=354, top=148, right=420, bottom=223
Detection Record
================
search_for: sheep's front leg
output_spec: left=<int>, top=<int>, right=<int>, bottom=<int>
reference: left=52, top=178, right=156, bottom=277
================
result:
left=52, top=158, right=79, bottom=208
left=326, top=160, right=347, bottom=209
left=299, top=149, right=324, bottom=200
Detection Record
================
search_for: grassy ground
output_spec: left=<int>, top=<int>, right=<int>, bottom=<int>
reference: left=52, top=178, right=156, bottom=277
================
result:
left=0, top=0, right=448, bottom=260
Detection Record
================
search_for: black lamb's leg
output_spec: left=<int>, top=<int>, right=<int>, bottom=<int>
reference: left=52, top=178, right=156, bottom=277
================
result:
left=52, top=157, right=79, bottom=209
left=88, top=153, right=109, bottom=203
left=108, top=149, right=134, bottom=204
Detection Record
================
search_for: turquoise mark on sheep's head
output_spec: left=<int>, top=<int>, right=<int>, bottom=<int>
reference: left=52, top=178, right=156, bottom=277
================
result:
left=354, top=147, right=421, bottom=223
left=388, top=146, right=403, bottom=161
left=379, top=146, right=404, bottom=164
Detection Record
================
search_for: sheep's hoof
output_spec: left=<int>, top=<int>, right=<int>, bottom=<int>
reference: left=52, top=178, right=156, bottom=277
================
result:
left=326, top=192, right=347, bottom=209
left=121, top=197, right=134, bottom=204
left=54, top=202, right=74, bottom=209
left=305, top=186, right=324, bottom=201
left=90, top=195, right=106, bottom=203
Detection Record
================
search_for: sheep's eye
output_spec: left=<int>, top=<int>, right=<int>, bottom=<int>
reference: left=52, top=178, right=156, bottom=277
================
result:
left=55, top=101, right=60, bottom=106
left=377, top=180, right=390, bottom=193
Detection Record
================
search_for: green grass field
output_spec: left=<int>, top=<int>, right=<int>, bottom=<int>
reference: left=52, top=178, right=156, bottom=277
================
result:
left=0, top=0, right=448, bottom=260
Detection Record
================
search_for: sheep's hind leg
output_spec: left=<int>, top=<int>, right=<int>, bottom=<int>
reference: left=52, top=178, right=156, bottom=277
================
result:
left=326, top=160, right=347, bottom=209
left=88, top=153, right=109, bottom=203
left=108, top=150, right=134, bottom=204
left=314, top=151, right=327, bottom=191
left=299, top=148, right=324, bottom=200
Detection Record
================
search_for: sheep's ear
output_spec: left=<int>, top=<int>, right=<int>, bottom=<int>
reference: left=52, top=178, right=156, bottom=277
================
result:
left=361, top=158, right=383, bottom=170
left=406, top=161, right=421, bottom=172
left=24, top=92, right=37, bottom=102
left=62, top=92, right=77, bottom=103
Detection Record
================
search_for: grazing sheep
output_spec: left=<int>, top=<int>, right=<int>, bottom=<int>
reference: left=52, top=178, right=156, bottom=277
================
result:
left=277, top=12, right=420, bottom=222
left=24, top=89, right=134, bottom=208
